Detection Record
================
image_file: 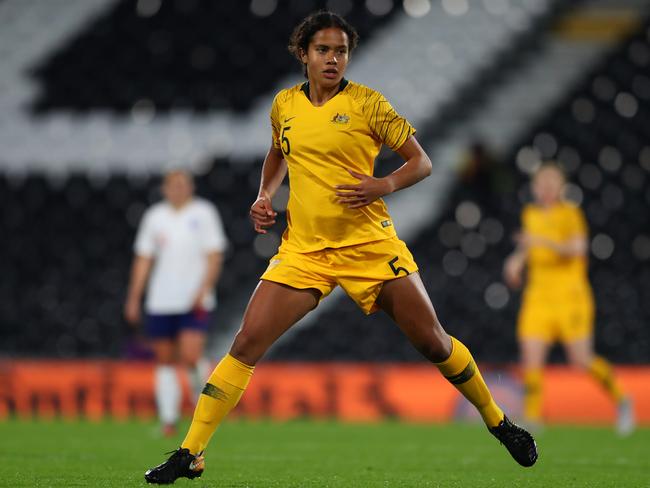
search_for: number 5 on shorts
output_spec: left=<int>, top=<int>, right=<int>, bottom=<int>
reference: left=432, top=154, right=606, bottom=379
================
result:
left=388, top=256, right=409, bottom=277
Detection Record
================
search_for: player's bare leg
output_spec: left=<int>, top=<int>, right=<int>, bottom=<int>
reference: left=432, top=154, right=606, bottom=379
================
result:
left=228, top=280, right=320, bottom=365
left=145, top=281, right=320, bottom=484
left=377, top=273, right=538, bottom=467
left=151, top=339, right=181, bottom=437
left=179, top=329, right=209, bottom=401
left=564, top=338, right=634, bottom=435
left=520, top=338, right=549, bottom=430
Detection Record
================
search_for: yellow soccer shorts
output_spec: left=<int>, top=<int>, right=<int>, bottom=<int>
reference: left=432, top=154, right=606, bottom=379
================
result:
left=517, top=292, right=595, bottom=343
left=260, top=236, right=418, bottom=314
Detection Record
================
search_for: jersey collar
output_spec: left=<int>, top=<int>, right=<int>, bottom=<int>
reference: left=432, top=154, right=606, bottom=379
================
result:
left=301, top=78, right=349, bottom=102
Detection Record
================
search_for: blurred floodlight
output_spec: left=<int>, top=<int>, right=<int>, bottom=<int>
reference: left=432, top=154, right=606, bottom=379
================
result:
left=628, top=41, right=650, bottom=67
left=632, top=235, right=650, bottom=261
left=601, top=184, right=624, bottom=211
left=190, top=45, right=216, bottom=70
left=136, top=0, right=161, bottom=17
left=403, top=0, right=430, bottom=18
left=366, top=0, right=393, bottom=15
left=614, top=92, right=638, bottom=118
left=148, top=30, right=171, bottom=56
left=516, top=146, right=542, bottom=174
left=533, top=132, right=558, bottom=159
left=592, top=76, right=616, bottom=101
left=455, top=201, right=481, bottom=229
left=572, top=98, right=595, bottom=123
left=639, top=146, right=650, bottom=171
left=591, top=234, right=615, bottom=260
left=460, top=232, right=486, bottom=259
left=438, top=221, right=462, bottom=248
left=442, top=0, right=468, bottom=16
left=632, top=75, right=650, bottom=100
left=579, top=164, right=602, bottom=190
left=564, top=183, right=584, bottom=206
left=442, top=250, right=468, bottom=277
left=484, top=282, right=509, bottom=309
left=254, top=232, right=281, bottom=258
left=272, top=184, right=290, bottom=212
left=621, top=165, right=645, bottom=191
left=557, top=146, right=581, bottom=173
left=250, top=0, right=277, bottom=17
left=483, top=0, right=509, bottom=16
left=131, top=99, right=156, bottom=125
left=479, top=218, right=504, bottom=245
left=327, top=0, right=353, bottom=16
left=598, top=146, right=622, bottom=173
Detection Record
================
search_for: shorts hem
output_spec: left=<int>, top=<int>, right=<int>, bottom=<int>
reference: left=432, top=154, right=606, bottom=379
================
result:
left=259, top=277, right=332, bottom=299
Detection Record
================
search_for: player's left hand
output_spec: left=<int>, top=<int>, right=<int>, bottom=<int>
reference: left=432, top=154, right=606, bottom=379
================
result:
left=191, top=289, right=208, bottom=311
left=335, top=169, right=391, bottom=209
left=515, top=232, right=547, bottom=249
left=514, top=231, right=539, bottom=248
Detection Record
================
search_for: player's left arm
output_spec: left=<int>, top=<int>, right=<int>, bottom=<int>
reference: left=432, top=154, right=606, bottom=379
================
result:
left=192, top=205, right=227, bottom=309
left=520, top=234, right=587, bottom=257
left=335, top=136, right=431, bottom=208
left=192, top=251, right=224, bottom=310
left=518, top=207, right=588, bottom=257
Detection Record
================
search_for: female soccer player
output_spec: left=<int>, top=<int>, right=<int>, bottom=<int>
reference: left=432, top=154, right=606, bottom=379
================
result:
left=126, top=170, right=227, bottom=436
left=144, top=12, right=537, bottom=484
left=503, top=163, right=634, bottom=433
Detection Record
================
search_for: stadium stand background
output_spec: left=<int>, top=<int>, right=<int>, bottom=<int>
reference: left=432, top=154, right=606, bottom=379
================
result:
left=0, top=0, right=649, bottom=370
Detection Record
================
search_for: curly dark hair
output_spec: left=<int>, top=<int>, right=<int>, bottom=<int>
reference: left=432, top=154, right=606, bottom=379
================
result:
left=288, top=10, right=359, bottom=77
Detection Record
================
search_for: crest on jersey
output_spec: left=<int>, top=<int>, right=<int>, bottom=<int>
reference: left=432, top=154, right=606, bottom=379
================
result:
left=331, top=112, right=350, bottom=124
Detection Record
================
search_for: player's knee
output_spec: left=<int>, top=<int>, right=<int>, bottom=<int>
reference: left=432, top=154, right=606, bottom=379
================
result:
left=229, top=330, right=263, bottom=366
left=569, top=357, right=590, bottom=370
left=154, top=351, right=175, bottom=365
left=419, top=332, right=451, bottom=363
left=179, top=351, right=200, bottom=368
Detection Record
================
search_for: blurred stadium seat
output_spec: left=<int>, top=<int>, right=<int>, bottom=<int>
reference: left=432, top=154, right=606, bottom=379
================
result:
left=30, top=0, right=397, bottom=113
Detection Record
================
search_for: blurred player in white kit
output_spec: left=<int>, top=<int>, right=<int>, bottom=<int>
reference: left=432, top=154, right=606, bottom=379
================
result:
left=125, top=170, right=227, bottom=436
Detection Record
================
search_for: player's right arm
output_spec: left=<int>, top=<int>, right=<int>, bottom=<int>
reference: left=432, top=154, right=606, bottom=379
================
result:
left=504, top=246, right=526, bottom=290
left=503, top=207, right=530, bottom=290
left=250, top=145, right=287, bottom=234
left=125, top=209, right=156, bottom=324
left=125, top=254, right=154, bottom=325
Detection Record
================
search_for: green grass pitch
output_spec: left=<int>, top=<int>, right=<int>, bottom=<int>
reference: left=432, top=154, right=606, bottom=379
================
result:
left=1, top=419, right=648, bottom=487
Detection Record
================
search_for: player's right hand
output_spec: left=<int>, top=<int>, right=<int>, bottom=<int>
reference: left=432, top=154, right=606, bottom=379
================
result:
left=503, top=255, right=523, bottom=290
left=250, top=196, right=277, bottom=234
left=124, top=298, right=141, bottom=326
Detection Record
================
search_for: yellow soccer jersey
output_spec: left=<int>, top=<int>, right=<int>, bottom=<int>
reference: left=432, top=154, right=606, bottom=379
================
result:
left=269, top=79, right=416, bottom=253
left=522, top=201, right=591, bottom=298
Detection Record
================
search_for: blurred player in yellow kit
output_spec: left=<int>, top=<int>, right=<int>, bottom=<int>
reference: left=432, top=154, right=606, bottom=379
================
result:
left=144, top=10, right=537, bottom=484
left=504, top=163, right=634, bottom=434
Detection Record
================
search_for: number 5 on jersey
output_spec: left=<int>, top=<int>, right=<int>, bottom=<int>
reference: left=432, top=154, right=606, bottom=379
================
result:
left=281, top=126, right=291, bottom=155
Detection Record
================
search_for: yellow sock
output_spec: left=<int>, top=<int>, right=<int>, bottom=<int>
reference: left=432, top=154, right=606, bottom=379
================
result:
left=588, top=356, right=624, bottom=403
left=181, top=354, right=254, bottom=454
left=523, top=368, right=543, bottom=422
left=435, top=336, right=504, bottom=428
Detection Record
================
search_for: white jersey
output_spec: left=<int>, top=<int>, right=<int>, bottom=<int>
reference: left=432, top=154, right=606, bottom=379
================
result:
left=134, top=198, right=227, bottom=314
